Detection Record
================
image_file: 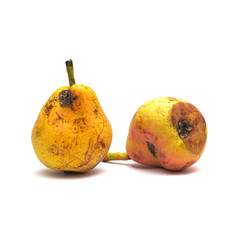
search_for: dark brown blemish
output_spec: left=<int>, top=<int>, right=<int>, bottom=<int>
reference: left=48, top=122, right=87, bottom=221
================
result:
left=62, top=144, right=69, bottom=149
left=59, top=89, right=73, bottom=107
left=72, top=127, right=79, bottom=134
left=56, top=112, right=63, bottom=121
left=177, top=119, right=193, bottom=138
left=35, top=130, right=41, bottom=137
left=73, top=117, right=87, bottom=130
left=170, top=102, right=195, bottom=138
left=49, top=144, right=59, bottom=155
left=94, top=109, right=98, bottom=116
left=72, top=95, right=78, bottom=101
left=171, top=102, right=207, bottom=155
left=45, top=98, right=58, bottom=116
left=45, top=103, right=53, bottom=116
left=159, top=151, right=166, bottom=160
left=72, top=117, right=87, bottom=133
left=74, top=117, right=86, bottom=125
left=100, top=140, right=106, bottom=148
left=142, top=129, right=148, bottom=134
left=146, top=141, right=157, bottom=158
left=133, top=153, right=140, bottom=160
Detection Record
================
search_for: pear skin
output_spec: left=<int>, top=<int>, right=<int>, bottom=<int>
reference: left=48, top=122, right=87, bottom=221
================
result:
left=32, top=60, right=112, bottom=173
left=126, top=97, right=207, bottom=171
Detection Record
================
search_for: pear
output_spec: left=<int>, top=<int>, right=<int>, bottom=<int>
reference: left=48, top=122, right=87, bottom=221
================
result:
left=32, top=60, right=112, bottom=173
left=103, top=97, right=207, bottom=171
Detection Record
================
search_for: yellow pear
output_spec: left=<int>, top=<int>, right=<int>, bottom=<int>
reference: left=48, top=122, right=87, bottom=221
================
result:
left=32, top=60, right=112, bottom=173
left=104, top=97, right=207, bottom=171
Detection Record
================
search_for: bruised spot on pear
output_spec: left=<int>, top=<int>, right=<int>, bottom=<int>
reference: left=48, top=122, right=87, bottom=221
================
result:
left=177, top=119, right=193, bottom=138
left=93, top=109, right=98, bottom=116
left=171, top=102, right=207, bottom=155
left=133, top=153, right=140, bottom=160
left=146, top=141, right=157, bottom=158
left=74, top=117, right=86, bottom=125
left=99, top=140, right=106, bottom=148
left=59, top=89, right=73, bottom=107
left=45, top=98, right=58, bottom=116
left=45, top=103, right=54, bottom=116
left=158, top=151, right=166, bottom=160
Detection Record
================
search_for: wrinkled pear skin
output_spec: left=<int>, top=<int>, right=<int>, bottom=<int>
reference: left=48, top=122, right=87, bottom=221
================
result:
left=126, top=97, right=207, bottom=171
left=32, top=84, right=112, bottom=173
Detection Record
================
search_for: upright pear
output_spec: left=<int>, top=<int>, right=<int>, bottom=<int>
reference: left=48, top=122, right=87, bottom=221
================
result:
left=32, top=60, right=112, bottom=173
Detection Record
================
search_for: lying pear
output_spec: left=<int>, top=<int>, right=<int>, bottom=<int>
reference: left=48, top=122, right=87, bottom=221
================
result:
left=104, top=97, right=207, bottom=171
left=32, top=60, right=112, bottom=173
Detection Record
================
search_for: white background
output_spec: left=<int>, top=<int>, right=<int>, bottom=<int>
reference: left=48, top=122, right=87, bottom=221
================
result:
left=1, top=0, right=240, bottom=239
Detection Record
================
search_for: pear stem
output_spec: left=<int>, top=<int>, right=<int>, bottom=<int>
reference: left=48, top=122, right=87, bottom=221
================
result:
left=103, top=152, right=130, bottom=162
left=65, top=59, right=76, bottom=86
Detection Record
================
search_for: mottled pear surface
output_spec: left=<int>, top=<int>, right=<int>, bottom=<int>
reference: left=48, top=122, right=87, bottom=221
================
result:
left=126, top=97, right=207, bottom=171
left=32, top=84, right=112, bottom=172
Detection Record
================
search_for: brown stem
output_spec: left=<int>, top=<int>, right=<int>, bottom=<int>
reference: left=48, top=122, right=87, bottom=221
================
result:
left=65, top=59, right=76, bottom=86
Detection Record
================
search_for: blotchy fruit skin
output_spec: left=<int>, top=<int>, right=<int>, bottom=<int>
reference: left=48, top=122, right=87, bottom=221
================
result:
left=126, top=97, right=207, bottom=171
left=32, top=84, right=112, bottom=173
